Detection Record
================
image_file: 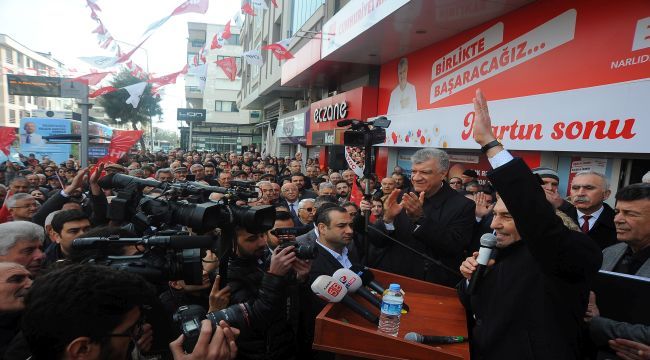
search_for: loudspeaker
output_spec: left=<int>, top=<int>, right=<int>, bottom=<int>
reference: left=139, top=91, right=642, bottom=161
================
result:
left=328, top=146, right=347, bottom=171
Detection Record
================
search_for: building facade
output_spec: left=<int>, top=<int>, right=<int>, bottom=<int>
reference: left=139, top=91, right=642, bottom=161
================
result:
left=182, top=22, right=261, bottom=152
left=0, top=34, right=75, bottom=128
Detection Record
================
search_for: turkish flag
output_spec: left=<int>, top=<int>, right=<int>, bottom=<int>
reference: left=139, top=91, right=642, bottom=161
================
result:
left=171, top=0, right=209, bottom=16
left=72, top=71, right=112, bottom=86
left=93, top=130, right=144, bottom=176
left=148, top=66, right=187, bottom=86
left=215, top=57, right=237, bottom=81
left=242, top=2, right=256, bottom=16
left=262, top=39, right=294, bottom=60
left=222, top=20, right=232, bottom=40
left=0, top=127, right=16, bottom=156
left=116, top=35, right=151, bottom=64
left=89, top=86, right=118, bottom=98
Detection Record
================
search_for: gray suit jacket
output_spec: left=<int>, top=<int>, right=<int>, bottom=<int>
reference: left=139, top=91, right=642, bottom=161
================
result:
left=590, top=243, right=650, bottom=347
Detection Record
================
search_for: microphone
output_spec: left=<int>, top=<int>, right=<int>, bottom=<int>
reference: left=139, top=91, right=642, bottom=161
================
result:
left=404, top=332, right=466, bottom=345
left=72, top=235, right=216, bottom=249
left=98, top=173, right=162, bottom=189
left=333, top=268, right=382, bottom=309
left=336, top=119, right=361, bottom=127
left=467, top=233, right=497, bottom=295
left=311, top=275, right=379, bottom=325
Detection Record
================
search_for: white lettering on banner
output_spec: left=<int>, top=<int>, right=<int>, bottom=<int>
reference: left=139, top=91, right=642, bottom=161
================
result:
left=611, top=54, right=650, bottom=69
left=313, top=102, right=348, bottom=123
left=429, top=9, right=577, bottom=104
left=322, top=0, right=411, bottom=58
left=384, top=80, right=649, bottom=153
left=632, top=17, right=650, bottom=51
left=432, top=22, right=504, bottom=80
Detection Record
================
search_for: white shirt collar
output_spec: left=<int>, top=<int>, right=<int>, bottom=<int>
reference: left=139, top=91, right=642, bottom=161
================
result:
left=577, top=205, right=605, bottom=220
left=316, top=238, right=351, bottom=268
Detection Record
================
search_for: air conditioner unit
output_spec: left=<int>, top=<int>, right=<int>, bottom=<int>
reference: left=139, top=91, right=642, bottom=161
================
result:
left=295, top=100, right=308, bottom=109
left=31, top=110, right=73, bottom=119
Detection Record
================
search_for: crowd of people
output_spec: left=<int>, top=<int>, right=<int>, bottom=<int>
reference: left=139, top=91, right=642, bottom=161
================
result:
left=0, top=90, right=648, bottom=360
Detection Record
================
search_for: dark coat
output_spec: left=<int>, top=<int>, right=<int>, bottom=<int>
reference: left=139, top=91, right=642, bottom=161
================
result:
left=226, top=255, right=296, bottom=360
left=558, top=201, right=618, bottom=250
left=372, top=182, right=475, bottom=286
left=457, top=158, right=602, bottom=360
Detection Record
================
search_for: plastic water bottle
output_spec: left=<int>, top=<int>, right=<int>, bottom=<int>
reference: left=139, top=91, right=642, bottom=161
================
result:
left=378, top=283, right=403, bottom=336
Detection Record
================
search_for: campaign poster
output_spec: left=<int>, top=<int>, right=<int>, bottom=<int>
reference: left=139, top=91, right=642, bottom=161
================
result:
left=20, top=118, right=72, bottom=164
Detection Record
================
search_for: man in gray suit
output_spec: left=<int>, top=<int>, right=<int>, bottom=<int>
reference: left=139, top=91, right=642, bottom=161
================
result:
left=586, top=183, right=650, bottom=355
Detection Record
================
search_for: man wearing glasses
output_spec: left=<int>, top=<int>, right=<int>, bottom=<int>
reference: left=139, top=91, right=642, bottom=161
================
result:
left=6, top=193, right=40, bottom=221
left=20, top=264, right=238, bottom=360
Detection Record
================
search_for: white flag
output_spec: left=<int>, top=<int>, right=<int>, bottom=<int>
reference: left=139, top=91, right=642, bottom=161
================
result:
left=78, top=56, right=117, bottom=69
left=251, top=0, right=269, bottom=10
left=233, top=11, right=243, bottom=27
left=243, top=49, right=263, bottom=66
left=123, top=82, right=147, bottom=108
left=144, top=15, right=172, bottom=35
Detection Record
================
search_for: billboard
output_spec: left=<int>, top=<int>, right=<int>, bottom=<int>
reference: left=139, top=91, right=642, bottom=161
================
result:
left=20, top=117, right=113, bottom=163
left=377, top=0, right=650, bottom=153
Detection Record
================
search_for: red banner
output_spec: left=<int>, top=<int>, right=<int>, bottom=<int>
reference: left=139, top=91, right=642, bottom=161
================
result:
left=94, top=130, right=143, bottom=173
left=215, top=57, right=237, bottom=81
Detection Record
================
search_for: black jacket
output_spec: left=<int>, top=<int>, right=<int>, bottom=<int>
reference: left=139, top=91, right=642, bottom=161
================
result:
left=457, top=157, right=602, bottom=360
left=558, top=201, right=618, bottom=250
left=226, top=255, right=296, bottom=360
left=372, top=182, right=475, bottom=286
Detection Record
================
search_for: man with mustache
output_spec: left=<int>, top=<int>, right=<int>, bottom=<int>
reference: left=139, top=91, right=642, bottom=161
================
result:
left=560, top=172, right=617, bottom=249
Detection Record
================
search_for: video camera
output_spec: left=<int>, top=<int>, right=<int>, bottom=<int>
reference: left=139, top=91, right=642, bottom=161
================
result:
left=97, top=173, right=275, bottom=235
left=338, top=116, right=391, bottom=147
left=71, top=233, right=214, bottom=285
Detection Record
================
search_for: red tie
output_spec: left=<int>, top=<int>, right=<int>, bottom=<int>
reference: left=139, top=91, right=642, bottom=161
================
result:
left=581, top=215, right=592, bottom=233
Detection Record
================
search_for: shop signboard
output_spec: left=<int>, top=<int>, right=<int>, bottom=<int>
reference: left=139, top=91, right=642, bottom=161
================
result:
left=377, top=0, right=650, bottom=153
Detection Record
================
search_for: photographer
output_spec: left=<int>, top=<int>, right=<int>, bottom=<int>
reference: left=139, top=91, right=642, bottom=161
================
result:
left=225, top=220, right=311, bottom=359
left=19, top=264, right=239, bottom=360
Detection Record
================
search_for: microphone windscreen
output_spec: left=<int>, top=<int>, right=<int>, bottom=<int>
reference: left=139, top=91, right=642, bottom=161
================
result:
left=333, top=268, right=362, bottom=291
left=479, top=233, right=497, bottom=247
left=97, top=173, right=115, bottom=189
left=404, top=332, right=422, bottom=342
left=311, top=275, right=347, bottom=302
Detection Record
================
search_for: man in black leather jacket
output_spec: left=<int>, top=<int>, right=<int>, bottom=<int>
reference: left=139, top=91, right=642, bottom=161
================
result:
left=225, top=224, right=311, bottom=360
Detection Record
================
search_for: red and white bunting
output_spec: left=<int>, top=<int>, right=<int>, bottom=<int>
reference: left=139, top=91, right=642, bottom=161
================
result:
left=72, top=71, right=112, bottom=86
left=147, top=65, right=188, bottom=86
left=242, top=2, right=256, bottom=16
left=86, top=0, right=101, bottom=12
left=171, top=0, right=209, bottom=16
left=222, top=20, right=232, bottom=40
left=89, top=86, right=118, bottom=98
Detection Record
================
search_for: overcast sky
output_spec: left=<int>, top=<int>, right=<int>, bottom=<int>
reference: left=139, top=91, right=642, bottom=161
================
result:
left=0, top=0, right=240, bottom=131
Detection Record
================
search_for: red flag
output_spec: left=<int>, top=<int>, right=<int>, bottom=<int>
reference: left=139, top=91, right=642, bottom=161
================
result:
left=215, top=57, right=237, bottom=81
left=271, top=0, right=278, bottom=7
left=116, top=35, right=151, bottom=63
left=92, top=23, right=107, bottom=35
left=171, top=0, right=209, bottom=16
left=262, top=39, right=294, bottom=60
left=147, top=66, right=187, bottom=86
left=86, top=0, right=101, bottom=12
left=0, top=127, right=16, bottom=156
left=192, top=54, right=199, bottom=66
left=242, top=2, right=256, bottom=16
left=199, top=47, right=207, bottom=64
left=349, top=176, right=363, bottom=206
left=106, top=130, right=144, bottom=161
left=210, top=33, right=223, bottom=49
left=222, top=20, right=232, bottom=40
left=72, top=72, right=112, bottom=86
left=89, top=86, right=118, bottom=98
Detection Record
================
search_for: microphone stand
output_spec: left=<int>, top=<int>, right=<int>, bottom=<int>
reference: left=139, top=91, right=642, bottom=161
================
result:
left=367, top=224, right=461, bottom=277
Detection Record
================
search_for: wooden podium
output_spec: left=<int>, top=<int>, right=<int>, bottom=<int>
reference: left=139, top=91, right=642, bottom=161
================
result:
left=313, top=269, right=470, bottom=360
